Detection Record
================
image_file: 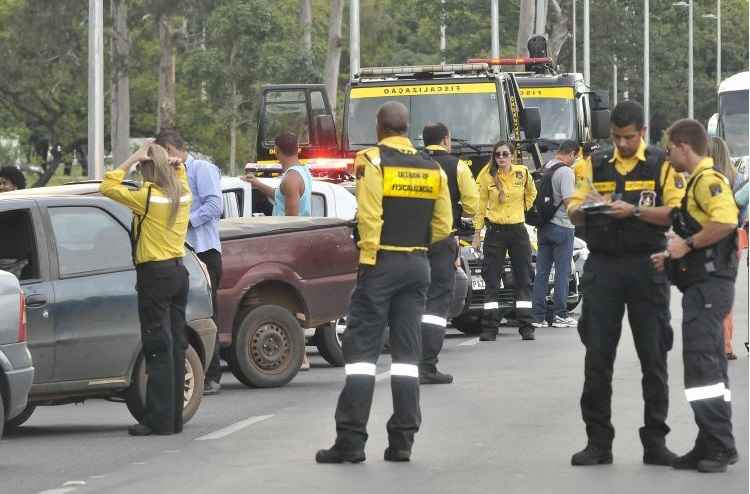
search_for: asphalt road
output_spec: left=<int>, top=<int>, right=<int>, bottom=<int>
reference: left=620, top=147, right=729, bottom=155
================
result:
left=3, top=267, right=748, bottom=494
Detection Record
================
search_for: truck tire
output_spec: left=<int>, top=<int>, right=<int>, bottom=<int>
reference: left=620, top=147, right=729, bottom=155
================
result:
left=4, top=404, right=35, bottom=433
left=229, top=305, right=303, bottom=388
left=126, top=344, right=204, bottom=425
left=451, top=314, right=483, bottom=335
left=315, top=321, right=345, bottom=367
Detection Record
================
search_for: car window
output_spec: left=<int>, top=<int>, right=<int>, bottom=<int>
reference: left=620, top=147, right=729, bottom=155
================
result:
left=311, top=192, right=326, bottom=217
left=0, top=209, right=40, bottom=280
left=222, top=189, right=242, bottom=218
left=262, top=90, right=310, bottom=146
left=48, top=206, right=133, bottom=277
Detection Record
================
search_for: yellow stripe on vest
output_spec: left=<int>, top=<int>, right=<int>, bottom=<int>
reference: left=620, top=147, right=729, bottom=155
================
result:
left=592, top=181, right=616, bottom=193
left=625, top=180, right=655, bottom=191
left=383, top=167, right=440, bottom=199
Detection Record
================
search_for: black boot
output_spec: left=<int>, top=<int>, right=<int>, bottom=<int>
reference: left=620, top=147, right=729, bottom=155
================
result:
left=479, top=328, right=498, bottom=341
left=643, top=446, right=677, bottom=466
left=419, top=366, right=453, bottom=385
left=697, top=451, right=732, bottom=473
left=672, top=446, right=704, bottom=470
left=315, top=447, right=366, bottom=464
left=571, top=444, right=613, bottom=466
left=519, top=325, right=535, bottom=341
left=384, top=447, right=411, bottom=462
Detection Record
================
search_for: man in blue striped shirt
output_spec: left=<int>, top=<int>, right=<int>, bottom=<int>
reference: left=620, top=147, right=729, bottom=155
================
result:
left=157, top=129, right=224, bottom=395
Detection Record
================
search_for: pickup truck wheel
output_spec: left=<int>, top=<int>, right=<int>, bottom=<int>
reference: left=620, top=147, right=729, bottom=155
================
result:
left=4, top=404, right=35, bottom=433
left=315, top=320, right=345, bottom=367
left=229, top=305, right=303, bottom=388
left=451, top=314, right=483, bottom=335
left=126, top=344, right=205, bottom=425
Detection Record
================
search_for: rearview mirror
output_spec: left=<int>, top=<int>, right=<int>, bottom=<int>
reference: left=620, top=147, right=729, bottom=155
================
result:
left=707, top=113, right=719, bottom=137
left=521, top=107, right=541, bottom=140
left=315, top=114, right=337, bottom=148
left=591, top=109, right=611, bottom=140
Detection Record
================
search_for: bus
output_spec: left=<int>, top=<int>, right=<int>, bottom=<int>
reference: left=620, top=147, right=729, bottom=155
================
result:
left=709, top=71, right=749, bottom=160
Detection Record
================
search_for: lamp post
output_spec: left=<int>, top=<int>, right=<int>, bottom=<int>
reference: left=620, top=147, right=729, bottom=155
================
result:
left=572, top=0, right=577, bottom=73
left=644, top=0, right=650, bottom=143
left=88, top=0, right=104, bottom=179
left=583, top=0, right=590, bottom=85
left=703, top=4, right=721, bottom=91
left=673, top=0, right=693, bottom=119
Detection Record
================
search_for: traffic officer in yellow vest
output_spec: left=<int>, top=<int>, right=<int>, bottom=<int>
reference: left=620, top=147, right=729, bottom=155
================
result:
left=473, top=141, right=537, bottom=341
left=420, top=122, right=479, bottom=384
left=568, top=100, right=684, bottom=466
left=650, top=119, right=739, bottom=473
left=316, top=102, right=452, bottom=464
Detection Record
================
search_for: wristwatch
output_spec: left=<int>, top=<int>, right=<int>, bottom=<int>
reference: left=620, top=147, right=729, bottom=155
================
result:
left=633, top=206, right=641, bottom=217
left=685, top=236, right=695, bottom=250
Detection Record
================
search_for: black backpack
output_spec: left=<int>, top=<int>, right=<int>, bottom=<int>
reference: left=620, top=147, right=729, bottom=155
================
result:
left=525, top=162, right=567, bottom=227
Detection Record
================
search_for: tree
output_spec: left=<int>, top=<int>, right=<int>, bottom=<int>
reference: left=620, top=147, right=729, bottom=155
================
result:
left=324, top=0, right=345, bottom=112
left=300, top=0, right=313, bottom=66
left=111, top=0, right=130, bottom=166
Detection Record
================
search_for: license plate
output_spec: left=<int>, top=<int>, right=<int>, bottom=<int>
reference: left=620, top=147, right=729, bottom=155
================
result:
left=471, top=276, right=486, bottom=290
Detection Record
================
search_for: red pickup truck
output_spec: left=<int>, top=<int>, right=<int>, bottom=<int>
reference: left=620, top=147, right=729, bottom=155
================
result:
left=217, top=216, right=358, bottom=388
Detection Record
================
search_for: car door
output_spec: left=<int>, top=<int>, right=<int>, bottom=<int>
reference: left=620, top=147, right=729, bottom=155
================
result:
left=0, top=203, right=56, bottom=382
left=45, top=205, right=141, bottom=383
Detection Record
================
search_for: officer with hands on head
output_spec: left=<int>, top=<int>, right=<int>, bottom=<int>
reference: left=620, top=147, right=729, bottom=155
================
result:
left=650, top=119, right=739, bottom=474
left=419, top=122, right=479, bottom=385
left=568, top=100, right=684, bottom=467
left=316, top=101, right=452, bottom=464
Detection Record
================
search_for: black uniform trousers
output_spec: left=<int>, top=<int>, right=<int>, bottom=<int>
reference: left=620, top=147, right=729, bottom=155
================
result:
left=682, top=278, right=735, bottom=455
left=197, top=249, right=223, bottom=384
left=334, top=251, right=430, bottom=452
left=420, top=235, right=457, bottom=371
left=577, top=254, right=673, bottom=451
left=135, top=259, right=189, bottom=434
left=481, top=223, right=533, bottom=334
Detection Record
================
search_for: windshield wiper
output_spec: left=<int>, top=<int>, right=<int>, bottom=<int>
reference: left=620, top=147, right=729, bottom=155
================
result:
left=451, top=137, right=482, bottom=154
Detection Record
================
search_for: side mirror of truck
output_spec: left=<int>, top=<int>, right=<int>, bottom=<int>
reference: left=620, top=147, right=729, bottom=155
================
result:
left=707, top=113, right=719, bottom=137
left=521, top=107, right=542, bottom=140
left=591, top=109, right=611, bottom=140
left=315, top=114, right=337, bottom=149
left=590, top=90, right=610, bottom=111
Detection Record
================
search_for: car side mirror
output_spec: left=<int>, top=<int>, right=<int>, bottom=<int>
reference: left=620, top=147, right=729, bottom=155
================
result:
left=707, top=113, right=719, bottom=137
left=315, top=114, right=337, bottom=148
left=591, top=109, right=611, bottom=140
left=521, top=107, right=541, bottom=140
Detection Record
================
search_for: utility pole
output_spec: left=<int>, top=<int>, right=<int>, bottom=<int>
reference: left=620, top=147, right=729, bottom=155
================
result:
left=644, top=0, right=650, bottom=143
left=350, top=0, right=360, bottom=78
left=572, top=0, right=577, bottom=73
left=613, top=60, right=618, bottom=106
left=583, top=0, right=590, bottom=85
left=440, top=0, right=447, bottom=64
left=491, top=0, right=500, bottom=60
left=688, top=0, right=694, bottom=118
left=88, top=0, right=104, bottom=179
left=535, top=0, right=547, bottom=34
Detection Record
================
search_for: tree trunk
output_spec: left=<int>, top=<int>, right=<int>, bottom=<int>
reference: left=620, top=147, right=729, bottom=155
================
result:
left=157, top=15, right=177, bottom=132
left=110, top=0, right=130, bottom=167
left=323, top=0, right=345, bottom=112
left=547, top=0, right=570, bottom=63
left=300, top=0, right=313, bottom=65
left=517, top=0, right=536, bottom=55
left=32, top=133, right=63, bottom=187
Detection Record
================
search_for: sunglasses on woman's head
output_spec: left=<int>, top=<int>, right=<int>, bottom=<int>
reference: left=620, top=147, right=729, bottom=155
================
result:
left=494, top=151, right=511, bottom=158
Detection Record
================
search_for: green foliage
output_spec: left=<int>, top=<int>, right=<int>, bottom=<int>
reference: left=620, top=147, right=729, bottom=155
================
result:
left=0, top=0, right=747, bottom=181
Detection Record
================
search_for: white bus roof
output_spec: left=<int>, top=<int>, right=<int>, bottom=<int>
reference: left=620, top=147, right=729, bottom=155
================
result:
left=719, top=71, right=749, bottom=94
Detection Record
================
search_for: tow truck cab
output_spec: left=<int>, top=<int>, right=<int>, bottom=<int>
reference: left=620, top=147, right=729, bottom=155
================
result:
left=515, top=72, right=610, bottom=162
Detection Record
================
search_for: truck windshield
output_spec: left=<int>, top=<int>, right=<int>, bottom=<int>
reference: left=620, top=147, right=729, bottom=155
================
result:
left=346, top=83, right=504, bottom=150
left=522, top=96, right=577, bottom=142
left=719, top=90, right=749, bottom=157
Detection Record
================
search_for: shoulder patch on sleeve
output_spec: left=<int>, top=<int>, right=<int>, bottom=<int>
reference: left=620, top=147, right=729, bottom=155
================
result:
left=709, top=182, right=723, bottom=197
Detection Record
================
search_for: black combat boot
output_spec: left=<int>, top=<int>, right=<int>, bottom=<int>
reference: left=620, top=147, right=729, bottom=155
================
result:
left=672, top=446, right=704, bottom=470
left=519, top=325, right=536, bottom=341
left=384, top=447, right=411, bottom=462
left=315, top=447, right=366, bottom=464
left=697, top=451, right=733, bottom=473
left=643, top=446, right=677, bottom=466
left=571, top=444, right=613, bottom=466
left=419, top=366, right=453, bottom=385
